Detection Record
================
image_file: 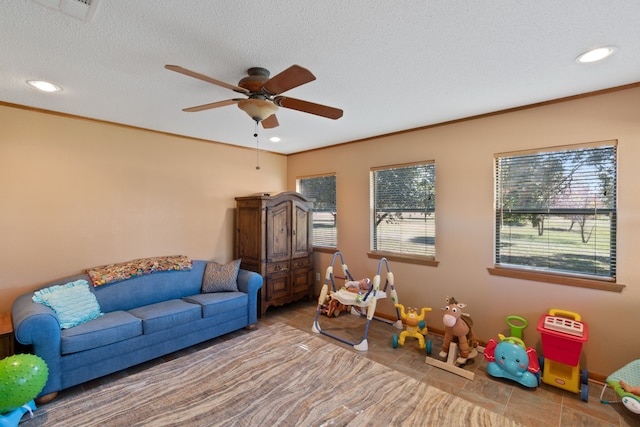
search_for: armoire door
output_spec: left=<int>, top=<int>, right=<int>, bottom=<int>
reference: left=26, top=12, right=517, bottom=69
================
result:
left=266, top=200, right=291, bottom=262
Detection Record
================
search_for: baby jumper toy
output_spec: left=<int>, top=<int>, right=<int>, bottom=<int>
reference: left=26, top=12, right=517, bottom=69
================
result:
left=484, top=335, right=540, bottom=388
left=312, top=251, right=402, bottom=351
left=425, top=296, right=480, bottom=380
left=319, top=277, right=372, bottom=318
left=392, top=304, right=432, bottom=352
left=537, top=309, right=589, bottom=402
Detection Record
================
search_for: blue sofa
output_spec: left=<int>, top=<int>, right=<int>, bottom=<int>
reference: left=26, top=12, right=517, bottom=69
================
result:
left=11, top=259, right=262, bottom=400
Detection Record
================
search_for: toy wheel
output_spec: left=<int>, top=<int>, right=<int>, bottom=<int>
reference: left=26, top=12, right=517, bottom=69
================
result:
left=418, top=320, right=425, bottom=330
left=392, top=334, right=399, bottom=348
left=581, top=383, right=589, bottom=402
left=425, top=339, right=432, bottom=355
left=580, top=368, right=589, bottom=385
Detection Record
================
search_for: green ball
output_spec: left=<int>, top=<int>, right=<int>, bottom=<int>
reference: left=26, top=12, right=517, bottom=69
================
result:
left=0, top=354, right=48, bottom=414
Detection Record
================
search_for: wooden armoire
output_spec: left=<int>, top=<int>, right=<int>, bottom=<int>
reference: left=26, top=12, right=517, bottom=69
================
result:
left=234, top=192, right=314, bottom=316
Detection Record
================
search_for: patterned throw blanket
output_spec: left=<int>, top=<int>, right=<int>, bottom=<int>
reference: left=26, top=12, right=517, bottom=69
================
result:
left=86, top=255, right=192, bottom=287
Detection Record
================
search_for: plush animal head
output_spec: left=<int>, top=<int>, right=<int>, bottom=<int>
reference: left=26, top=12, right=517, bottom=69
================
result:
left=484, top=336, right=539, bottom=375
left=442, top=296, right=466, bottom=328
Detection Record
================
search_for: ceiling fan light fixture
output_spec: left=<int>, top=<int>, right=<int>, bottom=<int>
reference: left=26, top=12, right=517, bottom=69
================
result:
left=576, top=46, right=617, bottom=63
left=237, top=98, right=279, bottom=122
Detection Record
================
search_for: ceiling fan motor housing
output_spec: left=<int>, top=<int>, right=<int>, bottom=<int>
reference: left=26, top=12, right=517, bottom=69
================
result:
left=238, top=67, right=270, bottom=93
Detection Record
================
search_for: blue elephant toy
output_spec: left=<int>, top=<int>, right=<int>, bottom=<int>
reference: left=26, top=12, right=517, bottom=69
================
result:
left=484, top=334, right=540, bottom=388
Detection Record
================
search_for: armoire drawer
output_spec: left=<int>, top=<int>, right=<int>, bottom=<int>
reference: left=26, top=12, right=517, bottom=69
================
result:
left=266, top=261, right=289, bottom=274
left=290, top=258, right=310, bottom=269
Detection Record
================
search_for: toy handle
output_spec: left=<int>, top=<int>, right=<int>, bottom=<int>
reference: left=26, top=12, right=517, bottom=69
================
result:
left=505, top=315, right=528, bottom=339
left=549, top=309, right=581, bottom=321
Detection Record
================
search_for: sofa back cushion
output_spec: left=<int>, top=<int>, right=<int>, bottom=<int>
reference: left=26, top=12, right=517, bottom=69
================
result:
left=93, top=260, right=207, bottom=312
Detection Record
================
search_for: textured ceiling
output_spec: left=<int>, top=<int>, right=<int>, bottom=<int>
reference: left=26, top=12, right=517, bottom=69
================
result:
left=1, top=1, right=639, bottom=154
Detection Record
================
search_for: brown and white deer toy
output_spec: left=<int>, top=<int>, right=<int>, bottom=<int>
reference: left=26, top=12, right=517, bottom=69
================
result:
left=439, top=296, right=478, bottom=365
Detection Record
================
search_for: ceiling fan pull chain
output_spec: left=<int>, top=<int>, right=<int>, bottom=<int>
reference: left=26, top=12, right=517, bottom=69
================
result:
left=254, top=121, right=261, bottom=170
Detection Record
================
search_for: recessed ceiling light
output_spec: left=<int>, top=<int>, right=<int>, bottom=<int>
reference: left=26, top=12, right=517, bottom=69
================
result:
left=269, top=137, right=282, bottom=143
left=575, top=46, right=617, bottom=63
left=26, top=80, right=62, bottom=92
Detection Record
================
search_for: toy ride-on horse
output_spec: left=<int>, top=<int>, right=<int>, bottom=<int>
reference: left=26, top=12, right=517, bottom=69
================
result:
left=425, top=296, right=480, bottom=380
left=439, top=296, right=478, bottom=365
left=392, top=304, right=432, bottom=352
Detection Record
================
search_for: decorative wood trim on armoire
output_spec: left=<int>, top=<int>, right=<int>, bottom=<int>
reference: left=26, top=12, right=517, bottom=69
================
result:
left=235, top=191, right=313, bottom=316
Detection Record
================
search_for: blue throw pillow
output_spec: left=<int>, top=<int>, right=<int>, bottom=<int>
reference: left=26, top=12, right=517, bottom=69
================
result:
left=32, top=279, right=103, bottom=329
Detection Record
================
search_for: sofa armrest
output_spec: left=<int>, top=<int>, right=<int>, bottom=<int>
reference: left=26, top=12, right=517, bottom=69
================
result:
left=12, top=293, right=63, bottom=396
left=237, top=269, right=263, bottom=324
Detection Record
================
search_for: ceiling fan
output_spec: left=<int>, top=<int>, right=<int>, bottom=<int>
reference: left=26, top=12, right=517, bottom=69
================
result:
left=164, top=64, right=343, bottom=129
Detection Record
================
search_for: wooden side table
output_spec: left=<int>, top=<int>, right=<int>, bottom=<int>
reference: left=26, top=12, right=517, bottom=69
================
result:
left=0, top=312, right=14, bottom=359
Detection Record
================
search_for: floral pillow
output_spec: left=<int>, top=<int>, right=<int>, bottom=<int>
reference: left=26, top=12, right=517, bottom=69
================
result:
left=201, top=259, right=241, bottom=293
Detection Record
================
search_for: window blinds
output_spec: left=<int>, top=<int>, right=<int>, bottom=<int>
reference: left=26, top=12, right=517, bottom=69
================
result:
left=495, top=143, right=616, bottom=278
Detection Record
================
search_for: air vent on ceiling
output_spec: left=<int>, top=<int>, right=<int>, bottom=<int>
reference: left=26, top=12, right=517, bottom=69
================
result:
left=32, top=0, right=100, bottom=22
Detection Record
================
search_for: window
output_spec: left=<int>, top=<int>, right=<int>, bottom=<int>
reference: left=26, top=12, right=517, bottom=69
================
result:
left=297, top=174, right=337, bottom=248
left=495, top=142, right=617, bottom=280
left=370, top=161, right=436, bottom=258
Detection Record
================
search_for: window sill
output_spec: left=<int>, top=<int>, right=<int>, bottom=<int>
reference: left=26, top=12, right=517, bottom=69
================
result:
left=312, top=246, right=340, bottom=254
left=367, top=251, right=439, bottom=267
left=487, top=266, right=625, bottom=293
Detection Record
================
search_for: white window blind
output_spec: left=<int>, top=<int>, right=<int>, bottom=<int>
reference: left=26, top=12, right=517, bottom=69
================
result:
left=495, top=143, right=617, bottom=279
left=298, top=175, right=337, bottom=248
left=371, top=162, right=435, bottom=257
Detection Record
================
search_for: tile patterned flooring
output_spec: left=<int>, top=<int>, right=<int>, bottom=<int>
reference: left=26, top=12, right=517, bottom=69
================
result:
left=263, top=300, right=640, bottom=427
left=53, top=300, right=639, bottom=426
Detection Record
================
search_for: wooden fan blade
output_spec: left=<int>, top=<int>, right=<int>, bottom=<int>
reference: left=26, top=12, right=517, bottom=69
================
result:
left=274, top=96, right=343, bottom=120
left=261, top=114, right=279, bottom=129
left=182, top=98, right=241, bottom=112
left=165, top=65, right=249, bottom=94
left=261, top=65, right=316, bottom=96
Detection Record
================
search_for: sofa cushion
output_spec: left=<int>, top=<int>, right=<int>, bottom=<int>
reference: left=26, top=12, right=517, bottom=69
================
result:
left=183, top=292, right=248, bottom=317
left=128, top=299, right=201, bottom=334
left=201, top=259, right=241, bottom=293
left=61, top=311, right=142, bottom=355
left=32, top=279, right=103, bottom=329
left=92, top=261, right=207, bottom=313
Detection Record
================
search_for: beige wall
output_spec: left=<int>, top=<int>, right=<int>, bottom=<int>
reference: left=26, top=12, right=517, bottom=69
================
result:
left=3, top=87, right=638, bottom=378
left=287, top=86, right=640, bottom=378
left=0, top=105, right=287, bottom=312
